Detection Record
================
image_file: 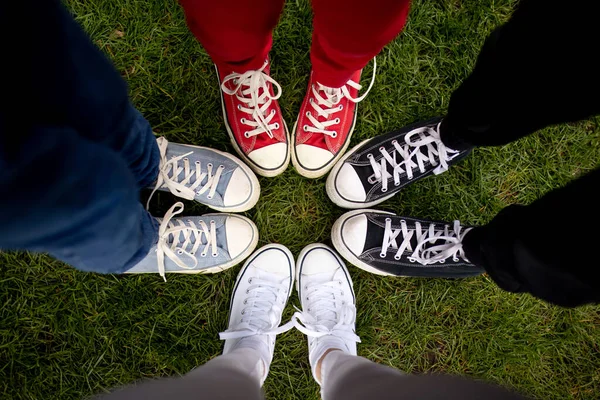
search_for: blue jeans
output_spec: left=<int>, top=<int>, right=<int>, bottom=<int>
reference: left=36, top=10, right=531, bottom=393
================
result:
left=0, top=1, right=160, bottom=273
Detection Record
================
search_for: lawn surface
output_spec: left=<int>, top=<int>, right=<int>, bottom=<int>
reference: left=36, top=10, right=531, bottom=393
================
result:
left=2, top=0, right=600, bottom=399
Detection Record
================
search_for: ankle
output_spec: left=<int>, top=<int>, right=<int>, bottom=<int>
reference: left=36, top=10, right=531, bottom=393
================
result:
left=316, top=348, right=342, bottom=383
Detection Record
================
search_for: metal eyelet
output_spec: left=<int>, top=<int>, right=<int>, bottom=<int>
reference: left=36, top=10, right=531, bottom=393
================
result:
left=195, top=161, right=200, bottom=165
left=177, top=250, right=183, bottom=255
left=244, top=132, right=250, bottom=138
left=306, top=111, right=311, bottom=117
left=274, top=123, right=280, bottom=129
left=331, top=131, right=337, bottom=138
left=367, top=153, right=374, bottom=159
left=380, top=253, right=386, bottom=258
left=183, top=157, right=189, bottom=161
left=338, top=105, right=343, bottom=110
left=385, top=218, right=391, bottom=222
left=240, top=118, right=246, bottom=124
left=394, top=255, right=401, bottom=260
left=237, top=104, right=242, bottom=110
left=381, top=187, right=388, bottom=193
left=303, top=125, right=309, bottom=131
left=212, top=253, right=218, bottom=257
left=334, top=118, right=340, bottom=124
left=248, top=278, right=253, bottom=284
left=207, top=163, right=213, bottom=168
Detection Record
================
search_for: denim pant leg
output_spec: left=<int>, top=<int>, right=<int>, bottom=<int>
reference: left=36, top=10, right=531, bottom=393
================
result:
left=0, top=1, right=159, bottom=273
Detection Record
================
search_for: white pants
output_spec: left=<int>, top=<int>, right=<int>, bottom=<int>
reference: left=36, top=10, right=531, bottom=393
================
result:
left=99, top=348, right=524, bottom=400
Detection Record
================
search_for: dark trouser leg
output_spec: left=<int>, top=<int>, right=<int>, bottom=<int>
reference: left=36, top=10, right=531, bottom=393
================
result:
left=0, top=1, right=159, bottom=273
left=439, top=0, right=600, bottom=150
left=463, top=168, right=600, bottom=307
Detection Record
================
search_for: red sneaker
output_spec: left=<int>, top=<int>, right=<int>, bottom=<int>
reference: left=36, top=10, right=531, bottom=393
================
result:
left=218, top=59, right=289, bottom=177
left=292, top=60, right=376, bottom=178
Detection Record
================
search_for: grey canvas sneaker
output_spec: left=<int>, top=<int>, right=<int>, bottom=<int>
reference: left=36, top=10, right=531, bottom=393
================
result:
left=148, top=137, right=260, bottom=212
left=125, top=202, right=259, bottom=280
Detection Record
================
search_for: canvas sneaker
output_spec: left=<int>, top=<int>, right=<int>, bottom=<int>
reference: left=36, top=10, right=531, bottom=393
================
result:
left=326, top=117, right=472, bottom=208
left=291, top=60, right=377, bottom=179
left=218, top=59, right=290, bottom=177
left=332, top=209, right=484, bottom=278
left=219, top=244, right=295, bottom=386
left=147, top=137, right=260, bottom=212
left=125, top=202, right=259, bottom=281
left=289, top=243, right=360, bottom=386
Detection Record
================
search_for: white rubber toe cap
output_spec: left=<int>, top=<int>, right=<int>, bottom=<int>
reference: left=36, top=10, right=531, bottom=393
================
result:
left=250, top=244, right=294, bottom=276
left=300, top=246, right=341, bottom=275
left=341, top=214, right=367, bottom=256
left=295, top=144, right=334, bottom=170
left=223, top=168, right=252, bottom=207
left=248, top=143, right=288, bottom=169
left=335, top=163, right=366, bottom=202
left=225, top=216, right=257, bottom=259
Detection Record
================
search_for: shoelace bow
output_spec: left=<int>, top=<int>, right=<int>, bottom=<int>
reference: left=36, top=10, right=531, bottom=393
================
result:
left=288, top=280, right=360, bottom=343
left=147, top=137, right=225, bottom=209
left=220, top=275, right=293, bottom=339
left=221, top=60, right=282, bottom=139
left=380, top=218, right=472, bottom=265
left=368, top=122, right=459, bottom=192
left=156, top=202, right=218, bottom=282
left=303, top=58, right=377, bottom=138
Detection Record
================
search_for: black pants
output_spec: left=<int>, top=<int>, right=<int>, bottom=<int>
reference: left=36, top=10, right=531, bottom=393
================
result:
left=439, top=0, right=600, bottom=307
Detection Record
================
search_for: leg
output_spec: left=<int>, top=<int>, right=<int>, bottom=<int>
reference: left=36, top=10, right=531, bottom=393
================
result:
left=98, top=348, right=264, bottom=400
left=291, top=0, right=411, bottom=178
left=310, top=0, right=411, bottom=87
left=440, top=0, right=600, bottom=149
left=320, top=351, right=524, bottom=400
left=179, top=0, right=285, bottom=71
left=463, top=167, right=600, bottom=307
left=0, top=1, right=158, bottom=274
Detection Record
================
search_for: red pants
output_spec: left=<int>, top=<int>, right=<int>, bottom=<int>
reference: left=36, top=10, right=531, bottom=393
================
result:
left=179, top=0, right=411, bottom=87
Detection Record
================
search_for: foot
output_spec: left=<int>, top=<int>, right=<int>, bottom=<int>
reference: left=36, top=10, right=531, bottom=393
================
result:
left=218, top=59, right=290, bottom=177
left=219, top=244, right=295, bottom=386
left=292, top=60, right=376, bottom=179
left=332, top=209, right=484, bottom=277
left=125, top=202, right=259, bottom=280
left=290, top=243, right=360, bottom=385
left=148, top=137, right=260, bottom=212
left=326, top=117, right=472, bottom=208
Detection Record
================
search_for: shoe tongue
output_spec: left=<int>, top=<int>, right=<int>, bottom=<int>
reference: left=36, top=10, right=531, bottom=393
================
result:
left=364, top=217, right=386, bottom=251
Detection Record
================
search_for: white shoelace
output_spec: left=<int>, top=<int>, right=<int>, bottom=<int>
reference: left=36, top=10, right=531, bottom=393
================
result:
left=155, top=202, right=218, bottom=281
left=380, top=218, right=471, bottom=265
left=302, top=59, right=377, bottom=138
left=289, top=280, right=360, bottom=343
left=221, top=60, right=283, bottom=139
left=220, top=276, right=293, bottom=340
left=368, top=122, right=460, bottom=192
left=147, top=137, right=225, bottom=209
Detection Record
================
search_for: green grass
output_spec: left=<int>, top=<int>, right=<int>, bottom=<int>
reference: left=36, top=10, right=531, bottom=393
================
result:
left=2, top=0, right=600, bottom=399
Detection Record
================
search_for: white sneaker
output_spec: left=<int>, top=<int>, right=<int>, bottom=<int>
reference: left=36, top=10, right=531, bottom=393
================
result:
left=219, top=244, right=295, bottom=386
left=290, top=243, right=360, bottom=385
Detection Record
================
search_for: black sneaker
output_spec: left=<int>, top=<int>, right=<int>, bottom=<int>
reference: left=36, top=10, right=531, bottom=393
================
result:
left=326, top=117, right=472, bottom=209
left=331, top=209, right=484, bottom=278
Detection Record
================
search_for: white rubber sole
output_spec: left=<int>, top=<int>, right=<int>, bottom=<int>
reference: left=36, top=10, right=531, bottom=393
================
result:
left=291, top=104, right=358, bottom=179
left=184, top=144, right=261, bottom=213
left=125, top=214, right=259, bottom=275
left=216, top=65, right=291, bottom=178
left=330, top=209, right=397, bottom=277
left=325, top=139, right=399, bottom=209
left=295, top=243, right=355, bottom=295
